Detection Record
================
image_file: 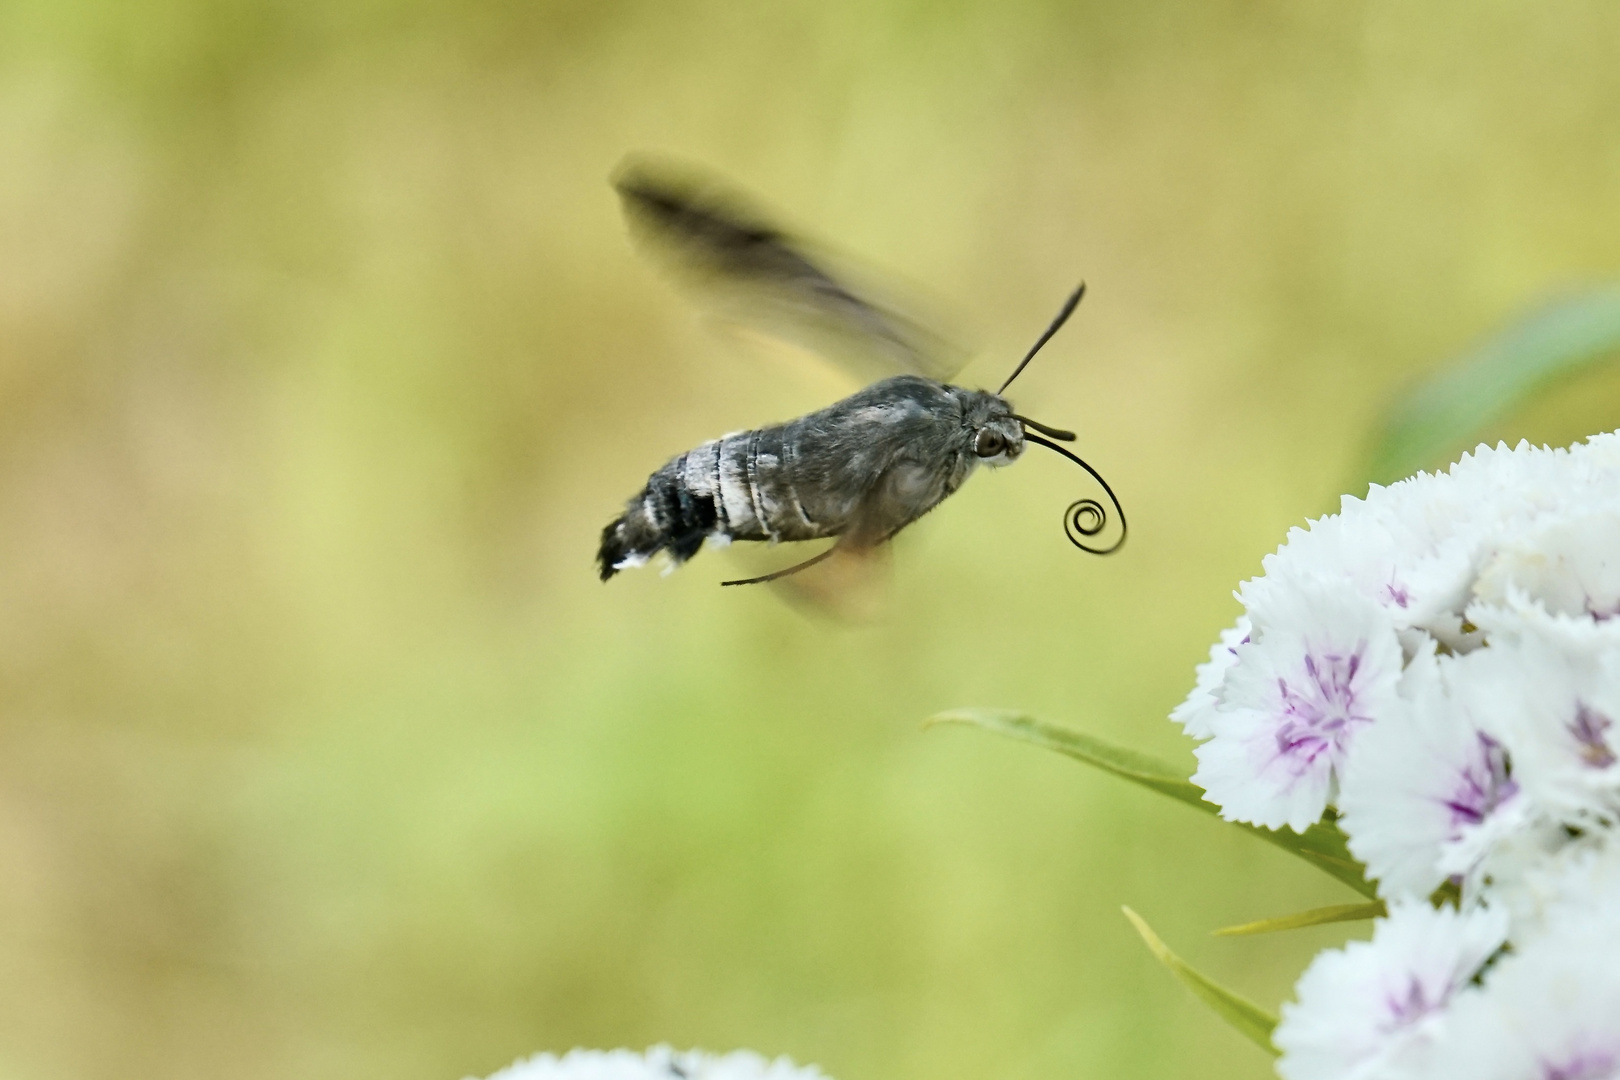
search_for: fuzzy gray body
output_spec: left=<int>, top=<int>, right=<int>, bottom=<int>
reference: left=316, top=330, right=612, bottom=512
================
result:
left=597, top=375, right=1026, bottom=580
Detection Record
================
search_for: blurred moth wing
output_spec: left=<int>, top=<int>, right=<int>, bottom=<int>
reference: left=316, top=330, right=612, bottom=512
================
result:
left=612, top=155, right=972, bottom=387
left=764, top=542, right=892, bottom=623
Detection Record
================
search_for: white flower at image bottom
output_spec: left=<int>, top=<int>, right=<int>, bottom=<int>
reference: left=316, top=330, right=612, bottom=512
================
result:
left=472, top=1048, right=830, bottom=1080
left=1273, top=901, right=1508, bottom=1080
left=1425, top=888, right=1620, bottom=1080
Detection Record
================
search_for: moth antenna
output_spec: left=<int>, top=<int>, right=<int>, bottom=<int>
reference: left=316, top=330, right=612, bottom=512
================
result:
left=1013, top=415, right=1077, bottom=441
left=997, top=282, right=1086, bottom=395
left=1022, top=432, right=1127, bottom=555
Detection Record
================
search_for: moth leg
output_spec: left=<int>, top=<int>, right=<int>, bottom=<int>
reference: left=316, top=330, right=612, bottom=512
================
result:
left=716, top=470, right=900, bottom=588
left=763, top=538, right=891, bottom=622
left=719, top=547, right=836, bottom=586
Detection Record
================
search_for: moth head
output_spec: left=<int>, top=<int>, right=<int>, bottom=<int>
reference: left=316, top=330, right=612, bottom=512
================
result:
left=962, top=392, right=1026, bottom=467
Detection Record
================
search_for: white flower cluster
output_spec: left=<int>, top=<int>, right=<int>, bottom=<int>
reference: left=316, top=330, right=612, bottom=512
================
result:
left=1173, top=435, right=1620, bottom=1079
left=471, top=1047, right=829, bottom=1080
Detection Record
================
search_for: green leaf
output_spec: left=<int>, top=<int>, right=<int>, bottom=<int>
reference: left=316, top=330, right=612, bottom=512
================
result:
left=928, top=709, right=1380, bottom=899
left=1367, top=286, right=1620, bottom=484
left=927, top=708, right=1205, bottom=807
left=1213, top=901, right=1385, bottom=937
left=1257, top=810, right=1379, bottom=900
left=1122, top=906, right=1279, bottom=1056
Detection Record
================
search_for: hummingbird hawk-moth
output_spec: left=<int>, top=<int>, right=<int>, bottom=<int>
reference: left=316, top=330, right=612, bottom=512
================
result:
left=597, top=158, right=1125, bottom=587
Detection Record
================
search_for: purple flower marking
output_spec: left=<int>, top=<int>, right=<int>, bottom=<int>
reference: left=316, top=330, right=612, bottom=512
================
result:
left=1380, top=976, right=1438, bottom=1031
left=1571, top=702, right=1617, bottom=769
left=1380, top=579, right=1411, bottom=609
left=1272, top=644, right=1376, bottom=769
left=1584, top=597, right=1620, bottom=623
left=1542, top=1048, right=1618, bottom=1080
left=1440, top=733, right=1518, bottom=831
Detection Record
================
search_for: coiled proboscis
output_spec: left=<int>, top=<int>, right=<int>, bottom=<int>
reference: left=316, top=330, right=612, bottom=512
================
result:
left=1023, top=433, right=1127, bottom=556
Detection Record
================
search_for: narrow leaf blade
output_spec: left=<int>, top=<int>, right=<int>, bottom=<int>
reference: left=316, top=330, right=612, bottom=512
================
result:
left=1214, top=901, right=1386, bottom=937
left=928, top=708, right=1207, bottom=808
left=930, top=709, right=1380, bottom=898
left=1368, top=286, right=1620, bottom=484
left=1122, top=906, right=1279, bottom=1056
left=1231, top=812, right=1380, bottom=900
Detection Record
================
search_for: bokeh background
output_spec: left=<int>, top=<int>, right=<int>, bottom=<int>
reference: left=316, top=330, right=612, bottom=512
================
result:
left=3, top=2, right=1620, bottom=1078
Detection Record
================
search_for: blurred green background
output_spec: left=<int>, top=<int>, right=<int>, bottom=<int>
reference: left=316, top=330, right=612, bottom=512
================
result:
left=3, top=2, right=1620, bottom=1078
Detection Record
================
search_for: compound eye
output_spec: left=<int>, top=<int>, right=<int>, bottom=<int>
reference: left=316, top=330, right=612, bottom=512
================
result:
left=974, top=430, right=1006, bottom=458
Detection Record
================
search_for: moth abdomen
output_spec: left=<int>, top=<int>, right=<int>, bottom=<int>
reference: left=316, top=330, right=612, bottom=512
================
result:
left=598, top=421, right=838, bottom=580
left=598, top=445, right=710, bottom=580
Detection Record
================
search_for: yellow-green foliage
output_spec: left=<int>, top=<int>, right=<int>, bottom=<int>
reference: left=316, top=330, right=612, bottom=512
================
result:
left=1, top=3, right=1619, bottom=1079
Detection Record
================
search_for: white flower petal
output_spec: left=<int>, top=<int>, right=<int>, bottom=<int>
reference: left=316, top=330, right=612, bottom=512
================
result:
left=1170, top=615, right=1250, bottom=740
left=1473, top=508, right=1620, bottom=622
left=1425, top=863, right=1620, bottom=1080
left=474, top=1049, right=830, bottom=1080
left=1339, top=646, right=1525, bottom=900
left=1275, top=901, right=1509, bottom=1080
left=1192, top=583, right=1403, bottom=832
left=1455, top=619, right=1620, bottom=829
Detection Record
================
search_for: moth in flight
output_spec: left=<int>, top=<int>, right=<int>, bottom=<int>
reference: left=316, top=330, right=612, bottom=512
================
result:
left=598, top=158, right=1125, bottom=587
